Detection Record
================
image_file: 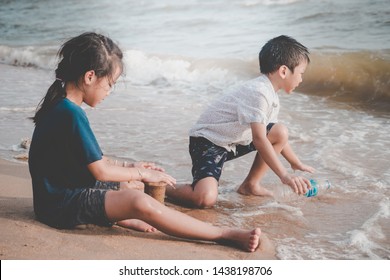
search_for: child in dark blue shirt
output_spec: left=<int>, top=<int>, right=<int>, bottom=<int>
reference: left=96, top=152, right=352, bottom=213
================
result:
left=28, top=32, right=261, bottom=252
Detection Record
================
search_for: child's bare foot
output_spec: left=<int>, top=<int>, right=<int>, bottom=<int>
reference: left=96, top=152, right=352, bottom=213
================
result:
left=237, top=182, right=274, bottom=197
left=220, top=228, right=261, bottom=252
left=117, top=219, right=157, bottom=233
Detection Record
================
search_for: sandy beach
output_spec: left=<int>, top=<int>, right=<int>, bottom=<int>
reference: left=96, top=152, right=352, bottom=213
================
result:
left=0, top=158, right=276, bottom=260
left=1, top=0, right=389, bottom=262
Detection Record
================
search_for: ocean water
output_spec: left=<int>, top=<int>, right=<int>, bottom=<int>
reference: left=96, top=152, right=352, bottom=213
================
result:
left=0, top=0, right=389, bottom=259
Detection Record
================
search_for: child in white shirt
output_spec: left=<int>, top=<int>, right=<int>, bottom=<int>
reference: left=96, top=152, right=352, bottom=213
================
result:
left=167, top=35, right=315, bottom=208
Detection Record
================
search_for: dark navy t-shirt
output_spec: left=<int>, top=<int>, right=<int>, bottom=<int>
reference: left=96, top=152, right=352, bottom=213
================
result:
left=29, top=98, right=102, bottom=227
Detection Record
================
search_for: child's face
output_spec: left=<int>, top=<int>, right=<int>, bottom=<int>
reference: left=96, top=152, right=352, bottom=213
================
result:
left=283, top=60, right=307, bottom=94
left=85, top=66, right=121, bottom=107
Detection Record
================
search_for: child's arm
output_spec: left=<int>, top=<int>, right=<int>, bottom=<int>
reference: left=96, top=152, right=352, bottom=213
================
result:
left=251, top=123, right=310, bottom=195
left=102, top=156, right=165, bottom=172
left=88, top=158, right=176, bottom=187
left=281, top=143, right=315, bottom=173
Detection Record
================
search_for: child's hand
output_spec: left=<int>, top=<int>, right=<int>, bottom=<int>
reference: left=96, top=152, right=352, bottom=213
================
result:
left=281, top=174, right=311, bottom=195
left=140, top=169, right=176, bottom=187
left=133, top=161, right=165, bottom=172
left=120, top=181, right=145, bottom=192
left=291, top=162, right=315, bottom=173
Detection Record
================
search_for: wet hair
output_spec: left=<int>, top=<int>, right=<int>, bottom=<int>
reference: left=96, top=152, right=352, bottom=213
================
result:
left=259, top=35, right=310, bottom=74
left=32, top=32, right=123, bottom=124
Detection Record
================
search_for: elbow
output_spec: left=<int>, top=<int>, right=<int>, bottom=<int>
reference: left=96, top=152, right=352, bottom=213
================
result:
left=93, top=171, right=109, bottom=182
left=90, top=168, right=108, bottom=182
left=252, top=136, right=267, bottom=151
left=88, top=160, right=110, bottom=181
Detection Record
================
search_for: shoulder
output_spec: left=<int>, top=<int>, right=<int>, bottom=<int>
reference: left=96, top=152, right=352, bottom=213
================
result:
left=235, top=76, right=271, bottom=94
left=55, top=99, right=87, bottom=120
left=56, top=98, right=83, bottom=112
left=255, top=75, right=277, bottom=101
left=233, top=76, right=271, bottom=101
left=255, top=75, right=274, bottom=92
left=44, top=99, right=90, bottom=131
left=223, top=78, right=258, bottom=100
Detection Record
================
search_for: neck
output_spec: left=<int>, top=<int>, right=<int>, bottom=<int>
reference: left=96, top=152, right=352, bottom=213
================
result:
left=265, top=73, right=281, bottom=93
left=65, top=82, right=83, bottom=106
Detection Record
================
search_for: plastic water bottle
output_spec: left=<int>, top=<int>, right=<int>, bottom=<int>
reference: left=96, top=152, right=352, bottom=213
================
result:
left=305, top=179, right=331, bottom=197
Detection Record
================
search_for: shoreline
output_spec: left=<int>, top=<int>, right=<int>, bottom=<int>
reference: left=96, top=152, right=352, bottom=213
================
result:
left=0, top=158, right=276, bottom=260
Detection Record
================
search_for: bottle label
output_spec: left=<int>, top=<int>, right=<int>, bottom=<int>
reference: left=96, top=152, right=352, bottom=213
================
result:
left=305, top=179, right=331, bottom=197
left=305, top=186, right=318, bottom=197
left=305, top=179, right=319, bottom=197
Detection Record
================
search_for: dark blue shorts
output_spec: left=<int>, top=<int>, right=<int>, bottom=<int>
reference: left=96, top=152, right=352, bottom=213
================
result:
left=189, top=123, right=275, bottom=187
left=69, top=181, right=119, bottom=228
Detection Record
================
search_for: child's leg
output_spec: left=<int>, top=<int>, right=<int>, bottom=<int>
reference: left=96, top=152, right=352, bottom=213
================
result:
left=166, top=136, right=226, bottom=208
left=281, top=142, right=315, bottom=173
left=105, top=189, right=261, bottom=252
left=96, top=181, right=155, bottom=232
left=237, top=152, right=274, bottom=196
left=237, top=123, right=288, bottom=196
left=166, top=177, right=219, bottom=208
left=116, top=219, right=157, bottom=232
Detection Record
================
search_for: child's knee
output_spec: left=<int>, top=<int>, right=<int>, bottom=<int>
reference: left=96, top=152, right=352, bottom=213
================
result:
left=195, top=191, right=218, bottom=208
left=193, top=178, right=218, bottom=208
left=269, top=123, right=289, bottom=143
left=124, top=191, right=157, bottom=217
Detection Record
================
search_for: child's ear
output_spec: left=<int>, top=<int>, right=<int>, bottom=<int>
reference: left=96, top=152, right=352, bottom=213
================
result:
left=84, top=70, right=96, bottom=85
left=278, top=65, right=288, bottom=79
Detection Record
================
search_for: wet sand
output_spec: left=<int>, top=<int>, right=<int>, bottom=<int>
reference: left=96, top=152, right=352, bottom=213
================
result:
left=0, top=158, right=276, bottom=260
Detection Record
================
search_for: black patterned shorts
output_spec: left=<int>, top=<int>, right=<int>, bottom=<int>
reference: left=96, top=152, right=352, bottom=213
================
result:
left=189, top=123, right=275, bottom=187
left=71, top=181, right=120, bottom=228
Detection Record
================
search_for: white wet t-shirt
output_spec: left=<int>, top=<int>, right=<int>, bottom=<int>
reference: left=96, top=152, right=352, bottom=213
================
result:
left=189, top=75, right=279, bottom=153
